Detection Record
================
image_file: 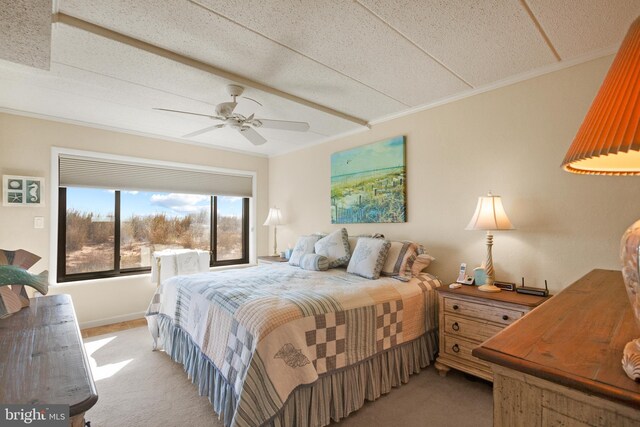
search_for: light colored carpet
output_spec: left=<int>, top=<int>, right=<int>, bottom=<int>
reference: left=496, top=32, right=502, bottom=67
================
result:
left=84, top=327, right=492, bottom=427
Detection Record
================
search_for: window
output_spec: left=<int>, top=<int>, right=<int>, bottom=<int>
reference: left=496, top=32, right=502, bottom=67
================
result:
left=58, top=188, right=249, bottom=282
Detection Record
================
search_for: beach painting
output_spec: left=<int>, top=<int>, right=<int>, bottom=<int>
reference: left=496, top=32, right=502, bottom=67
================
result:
left=331, top=136, right=406, bottom=224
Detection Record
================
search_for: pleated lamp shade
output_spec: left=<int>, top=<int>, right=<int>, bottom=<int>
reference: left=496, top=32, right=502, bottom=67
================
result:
left=263, top=207, right=283, bottom=226
left=562, top=17, right=640, bottom=175
left=466, top=193, right=515, bottom=231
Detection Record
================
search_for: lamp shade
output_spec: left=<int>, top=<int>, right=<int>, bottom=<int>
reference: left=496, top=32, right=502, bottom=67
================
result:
left=466, top=193, right=515, bottom=231
left=562, top=17, right=640, bottom=175
left=263, top=207, right=283, bottom=226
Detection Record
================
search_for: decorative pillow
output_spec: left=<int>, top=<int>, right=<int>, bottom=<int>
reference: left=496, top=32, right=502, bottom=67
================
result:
left=381, top=241, right=418, bottom=277
left=299, top=254, right=329, bottom=271
left=288, top=235, right=321, bottom=266
left=314, top=228, right=351, bottom=268
left=347, top=238, right=391, bottom=280
left=348, top=233, right=384, bottom=253
left=347, top=236, right=361, bottom=254
left=406, top=244, right=426, bottom=274
left=410, top=254, right=435, bottom=276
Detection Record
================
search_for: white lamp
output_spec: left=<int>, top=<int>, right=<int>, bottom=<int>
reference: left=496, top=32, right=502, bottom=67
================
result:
left=466, top=192, right=515, bottom=293
left=263, top=207, right=283, bottom=256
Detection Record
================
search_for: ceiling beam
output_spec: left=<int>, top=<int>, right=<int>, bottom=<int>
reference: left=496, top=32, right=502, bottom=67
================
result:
left=519, top=0, right=561, bottom=61
left=51, top=13, right=370, bottom=128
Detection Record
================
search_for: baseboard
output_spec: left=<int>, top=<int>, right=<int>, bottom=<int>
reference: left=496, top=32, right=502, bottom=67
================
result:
left=79, top=311, right=146, bottom=329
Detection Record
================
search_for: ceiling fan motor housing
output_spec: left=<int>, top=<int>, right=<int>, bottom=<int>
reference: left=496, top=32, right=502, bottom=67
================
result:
left=215, top=101, right=237, bottom=117
left=227, top=84, right=245, bottom=98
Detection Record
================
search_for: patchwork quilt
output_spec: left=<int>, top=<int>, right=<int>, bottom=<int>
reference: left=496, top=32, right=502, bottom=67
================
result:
left=146, top=264, right=440, bottom=427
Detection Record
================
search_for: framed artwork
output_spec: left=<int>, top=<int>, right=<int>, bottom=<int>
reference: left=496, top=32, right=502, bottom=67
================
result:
left=3, top=175, right=45, bottom=207
left=331, top=135, right=406, bottom=224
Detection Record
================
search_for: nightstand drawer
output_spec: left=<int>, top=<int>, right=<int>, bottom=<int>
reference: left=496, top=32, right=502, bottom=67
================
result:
left=444, top=314, right=503, bottom=342
left=444, top=297, right=524, bottom=325
left=443, top=335, right=489, bottom=369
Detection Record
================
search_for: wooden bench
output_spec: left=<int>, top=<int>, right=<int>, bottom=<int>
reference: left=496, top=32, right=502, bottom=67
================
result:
left=0, top=294, right=98, bottom=426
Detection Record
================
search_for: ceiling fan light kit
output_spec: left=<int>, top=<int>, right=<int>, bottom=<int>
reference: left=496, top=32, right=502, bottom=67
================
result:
left=154, top=84, right=311, bottom=146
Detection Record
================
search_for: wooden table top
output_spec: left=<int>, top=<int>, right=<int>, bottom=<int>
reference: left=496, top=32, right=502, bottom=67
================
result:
left=437, top=284, right=549, bottom=308
left=0, top=294, right=98, bottom=416
left=473, top=269, right=640, bottom=409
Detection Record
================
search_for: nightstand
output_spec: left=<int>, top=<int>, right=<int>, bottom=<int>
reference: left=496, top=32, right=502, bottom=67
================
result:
left=257, top=255, right=288, bottom=264
left=434, top=285, right=549, bottom=382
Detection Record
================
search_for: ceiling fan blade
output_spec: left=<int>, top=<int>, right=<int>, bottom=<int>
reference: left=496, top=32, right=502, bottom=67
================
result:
left=154, top=108, right=221, bottom=120
left=238, top=127, right=267, bottom=146
left=183, top=124, right=225, bottom=138
left=257, top=119, right=310, bottom=132
left=241, top=96, right=263, bottom=107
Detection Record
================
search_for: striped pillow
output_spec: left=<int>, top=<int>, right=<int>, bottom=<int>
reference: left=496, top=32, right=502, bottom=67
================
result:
left=381, top=241, right=418, bottom=277
left=299, top=254, right=329, bottom=271
left=410, top=253, right=435, bottom=276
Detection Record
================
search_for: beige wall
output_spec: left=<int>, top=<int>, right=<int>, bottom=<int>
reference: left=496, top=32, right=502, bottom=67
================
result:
left=0, top=113, right=269, bottom=326
left=269, top=55, right=640, bottom=291
left=3, top=54, right=638, bottom=327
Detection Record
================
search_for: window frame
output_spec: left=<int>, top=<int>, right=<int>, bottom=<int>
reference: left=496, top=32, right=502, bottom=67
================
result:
left=57, top=188, right=250, bottom=283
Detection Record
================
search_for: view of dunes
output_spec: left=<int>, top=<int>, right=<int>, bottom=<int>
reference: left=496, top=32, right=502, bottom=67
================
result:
left=65, top=209, right=242, bottom=274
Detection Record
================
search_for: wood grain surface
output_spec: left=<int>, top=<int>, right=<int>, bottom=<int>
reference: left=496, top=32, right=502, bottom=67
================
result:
left=473, top=269, right=640, bottom=409
left=0, top=294, right=98, bottom=416
left=436, top=286, right=548, bottom=382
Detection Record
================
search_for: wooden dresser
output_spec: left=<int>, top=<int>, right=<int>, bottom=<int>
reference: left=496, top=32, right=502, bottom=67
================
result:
left=435, top=285, right=549, bottom=381
left=473, top=269, right=640, bottom=426
left=0, top=294, right=98, bottom=426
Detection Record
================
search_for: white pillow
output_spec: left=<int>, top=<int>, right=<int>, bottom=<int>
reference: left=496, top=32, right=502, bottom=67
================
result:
left=288, top=235, right=321, bottom=266
left=299, top=254, right=329, bottom=271
left=348, top=233, right=383, bottom=253
left=347, top=237, right=391, bottom=280
left=314, top=228, right=350, bottom=268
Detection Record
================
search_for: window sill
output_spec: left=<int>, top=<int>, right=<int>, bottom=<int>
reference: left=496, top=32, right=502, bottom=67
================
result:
left=51, top=262, right=254, bottom=287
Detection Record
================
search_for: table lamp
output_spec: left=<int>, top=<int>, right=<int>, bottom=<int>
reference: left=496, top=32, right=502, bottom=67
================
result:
left=466, top=192, right=515, bottom=293
left=561, top=17, right=640, bottom=381
left=263, top=207, right=283, bottom=256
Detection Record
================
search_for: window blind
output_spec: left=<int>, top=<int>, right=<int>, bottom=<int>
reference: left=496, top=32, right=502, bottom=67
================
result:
left=58, top=155, right=253, bottom=197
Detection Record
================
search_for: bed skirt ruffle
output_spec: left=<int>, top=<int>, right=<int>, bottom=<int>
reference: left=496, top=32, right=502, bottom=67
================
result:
left=157, top=314, right=438, bottom=427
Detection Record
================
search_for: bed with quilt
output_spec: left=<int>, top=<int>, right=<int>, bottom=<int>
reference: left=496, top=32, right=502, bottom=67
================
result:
left=146, top=232, right=441, bottom=427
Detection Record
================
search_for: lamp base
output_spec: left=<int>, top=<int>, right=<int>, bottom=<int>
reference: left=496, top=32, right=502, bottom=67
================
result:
left=622, top=338, right=640, bottom=381
left=478, top=284, right=501, bottom=293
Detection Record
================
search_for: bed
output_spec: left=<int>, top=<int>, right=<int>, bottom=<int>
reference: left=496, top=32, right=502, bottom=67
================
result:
left=146, top=263, right=441, bottom=427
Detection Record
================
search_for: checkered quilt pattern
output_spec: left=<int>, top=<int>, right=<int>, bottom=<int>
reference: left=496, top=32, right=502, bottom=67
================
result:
left=146, top=264, right=441, bottom=427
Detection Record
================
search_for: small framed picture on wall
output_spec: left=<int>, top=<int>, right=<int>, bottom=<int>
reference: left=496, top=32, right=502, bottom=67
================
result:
left=3, top=175, right=45, bottom=207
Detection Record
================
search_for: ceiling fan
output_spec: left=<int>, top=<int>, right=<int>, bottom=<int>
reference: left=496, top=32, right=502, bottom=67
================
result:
left=154, top=84, right=310, bottom=146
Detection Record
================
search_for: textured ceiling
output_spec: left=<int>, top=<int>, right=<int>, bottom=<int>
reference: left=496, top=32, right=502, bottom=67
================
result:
left=0, top=0, right=638, bottom=156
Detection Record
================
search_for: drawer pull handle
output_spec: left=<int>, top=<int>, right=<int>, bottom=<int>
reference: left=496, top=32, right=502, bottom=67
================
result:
left=452, top=322, right=460, bottom=331
left=452, top=344, right=460, bottom=353
left=502, top=315, right=509, bottom=321
left=452, top=304, right=459, bottom=310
